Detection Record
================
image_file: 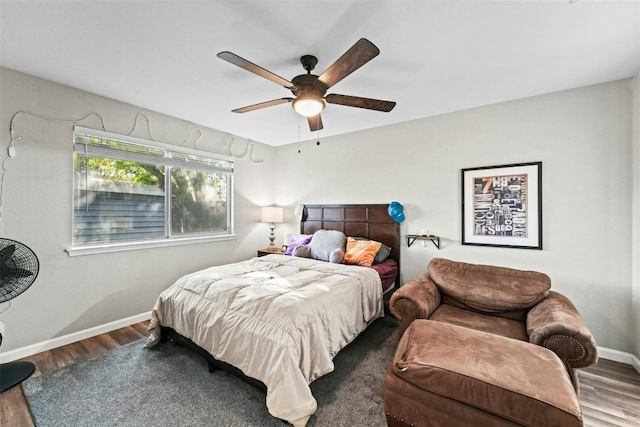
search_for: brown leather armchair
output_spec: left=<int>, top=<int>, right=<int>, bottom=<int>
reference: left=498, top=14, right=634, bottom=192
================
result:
left=389, top=258, right=598, bottom=391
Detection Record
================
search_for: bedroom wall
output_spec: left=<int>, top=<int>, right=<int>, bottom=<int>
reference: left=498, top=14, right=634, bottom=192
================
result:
left=0, top=68, right=277, bottom=354
left=275, top=79, right=635, bottom=355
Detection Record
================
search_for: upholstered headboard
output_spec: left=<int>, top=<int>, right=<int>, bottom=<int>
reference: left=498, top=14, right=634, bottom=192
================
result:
left=300, top=204, right=401, bottom=268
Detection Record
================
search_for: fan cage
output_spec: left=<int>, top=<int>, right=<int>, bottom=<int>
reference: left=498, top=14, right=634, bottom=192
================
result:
left=0, top=239, right=40, bottom=303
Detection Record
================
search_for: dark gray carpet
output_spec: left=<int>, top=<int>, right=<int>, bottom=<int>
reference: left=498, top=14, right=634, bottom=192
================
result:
left=23, top=317, right=400, bottom=427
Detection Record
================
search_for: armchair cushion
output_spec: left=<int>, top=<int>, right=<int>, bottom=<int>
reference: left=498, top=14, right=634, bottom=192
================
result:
left=429, top=304, right=528, bottom=341
left=429, top=258, right=551, bottom=314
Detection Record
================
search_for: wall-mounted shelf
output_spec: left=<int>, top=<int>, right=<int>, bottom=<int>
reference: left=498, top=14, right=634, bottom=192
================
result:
left=406, top=234, right=440, bottom=249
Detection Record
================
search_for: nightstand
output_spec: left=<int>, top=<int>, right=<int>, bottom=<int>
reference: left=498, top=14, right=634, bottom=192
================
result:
left=257, top=248, right=284, bottom=257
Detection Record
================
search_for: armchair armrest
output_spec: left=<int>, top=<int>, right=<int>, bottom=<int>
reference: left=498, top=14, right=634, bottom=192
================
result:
left=389, top=273, right=441, bottom=336
left=527, top=291, right=598, bottom=390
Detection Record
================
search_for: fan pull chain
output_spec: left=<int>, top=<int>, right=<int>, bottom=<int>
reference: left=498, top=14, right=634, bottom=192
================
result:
left=298, top=118, right=302, bottom=154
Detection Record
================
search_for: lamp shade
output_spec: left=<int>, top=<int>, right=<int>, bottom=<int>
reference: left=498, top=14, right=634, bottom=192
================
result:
left=261, top=206, right=283, bottom=223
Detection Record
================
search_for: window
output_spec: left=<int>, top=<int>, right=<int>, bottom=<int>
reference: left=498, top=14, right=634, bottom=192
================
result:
left=71, top=127, right=233, bottom=251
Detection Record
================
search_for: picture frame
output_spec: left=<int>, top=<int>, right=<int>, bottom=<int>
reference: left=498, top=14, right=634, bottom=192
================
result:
left=461, top=162, right=542, bottom=249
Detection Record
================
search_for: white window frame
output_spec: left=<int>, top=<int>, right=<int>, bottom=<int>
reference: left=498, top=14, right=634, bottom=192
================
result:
left=66, top=126, right=235, bottom=257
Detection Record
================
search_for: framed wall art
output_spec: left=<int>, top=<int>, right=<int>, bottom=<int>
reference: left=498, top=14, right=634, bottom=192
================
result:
left=461, top=162, right=542, bottom=249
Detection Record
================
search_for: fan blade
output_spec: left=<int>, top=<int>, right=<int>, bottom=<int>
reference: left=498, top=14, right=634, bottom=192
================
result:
left=316, top=38, right=380, bottom=90
left=308, top=114, right=323, bottom=131
left=217, top=51, right=294, bottom=89
left=0, top=245, right=15, bottom=262
left=2, top=267, right=33, bottom=279
left=325, top=94, right=396, bottom=112
left=232, top=98, right=293, bottom=113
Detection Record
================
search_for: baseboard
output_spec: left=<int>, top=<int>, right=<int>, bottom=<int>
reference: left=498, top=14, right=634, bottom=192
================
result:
left=633, top=354, right=640, bottom=374
left=597, top=346, right=640, bottom=373
left=0, top=312, right=151, bottom=364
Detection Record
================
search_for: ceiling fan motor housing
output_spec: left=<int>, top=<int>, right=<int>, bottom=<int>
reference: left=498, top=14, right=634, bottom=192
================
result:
left=291, top=74, right=327, bottom=99
left=291, top=72, right=327, bottom=117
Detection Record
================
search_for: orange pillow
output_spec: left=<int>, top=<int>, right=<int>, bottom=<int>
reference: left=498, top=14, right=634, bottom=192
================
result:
left=343, top=237, right=382, bottom=267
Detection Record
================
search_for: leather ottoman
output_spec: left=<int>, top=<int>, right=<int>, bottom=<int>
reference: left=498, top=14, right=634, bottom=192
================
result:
left=384, top=320, right=583, bottom=427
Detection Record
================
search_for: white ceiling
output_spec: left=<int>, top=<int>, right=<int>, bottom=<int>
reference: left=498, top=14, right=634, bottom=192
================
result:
left=1, top=1, right=639, bottom=147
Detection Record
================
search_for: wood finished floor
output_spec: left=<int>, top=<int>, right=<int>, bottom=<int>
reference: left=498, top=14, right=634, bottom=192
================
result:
left=1, top=320, right=639, bottom=427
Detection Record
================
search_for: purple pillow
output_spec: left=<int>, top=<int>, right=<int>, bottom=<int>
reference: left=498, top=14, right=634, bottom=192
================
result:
left=285, top=234, right=313, bottom=255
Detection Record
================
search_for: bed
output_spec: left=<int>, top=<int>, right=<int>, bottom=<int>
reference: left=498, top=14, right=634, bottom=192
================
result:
left=146, top=204, right=400, bottom=426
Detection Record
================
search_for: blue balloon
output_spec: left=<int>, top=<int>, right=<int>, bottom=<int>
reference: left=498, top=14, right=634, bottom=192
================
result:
left=388, top=201, right=405, bottom=223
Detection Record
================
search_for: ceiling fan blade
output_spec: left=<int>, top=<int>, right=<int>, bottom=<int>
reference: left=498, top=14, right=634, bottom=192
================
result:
left=307, top=114, right=323, bottom=131
left=316, top=38, right=380, bottom=90
left=232, top=98, right=293, bottom=113
left=325, top=94, right=396, bottom=112
left=217, top=51, right=294, bottom=89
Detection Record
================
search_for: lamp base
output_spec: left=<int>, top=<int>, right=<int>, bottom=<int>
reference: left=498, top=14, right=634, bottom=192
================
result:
left=268, top=223, right=276, bottom=250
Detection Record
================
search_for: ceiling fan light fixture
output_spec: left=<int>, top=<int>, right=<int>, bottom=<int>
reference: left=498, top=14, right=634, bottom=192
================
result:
left=292, top=97, right=325, bottom=117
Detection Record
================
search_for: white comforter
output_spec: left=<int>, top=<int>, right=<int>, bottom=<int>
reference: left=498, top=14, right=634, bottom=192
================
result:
left=146, top=254, right=383, bottom=426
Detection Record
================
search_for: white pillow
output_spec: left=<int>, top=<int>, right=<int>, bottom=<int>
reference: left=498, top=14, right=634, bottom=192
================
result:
left=292, top=245, right=311, bottom=258
left=308, top=230, right=346, bottom=263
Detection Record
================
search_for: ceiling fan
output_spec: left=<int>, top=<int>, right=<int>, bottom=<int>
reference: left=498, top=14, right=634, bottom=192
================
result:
left=217, top=38, right=396, bottom=131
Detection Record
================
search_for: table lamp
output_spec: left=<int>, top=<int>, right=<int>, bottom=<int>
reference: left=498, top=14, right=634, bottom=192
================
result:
left=261, top=206, right=283, bottom=250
